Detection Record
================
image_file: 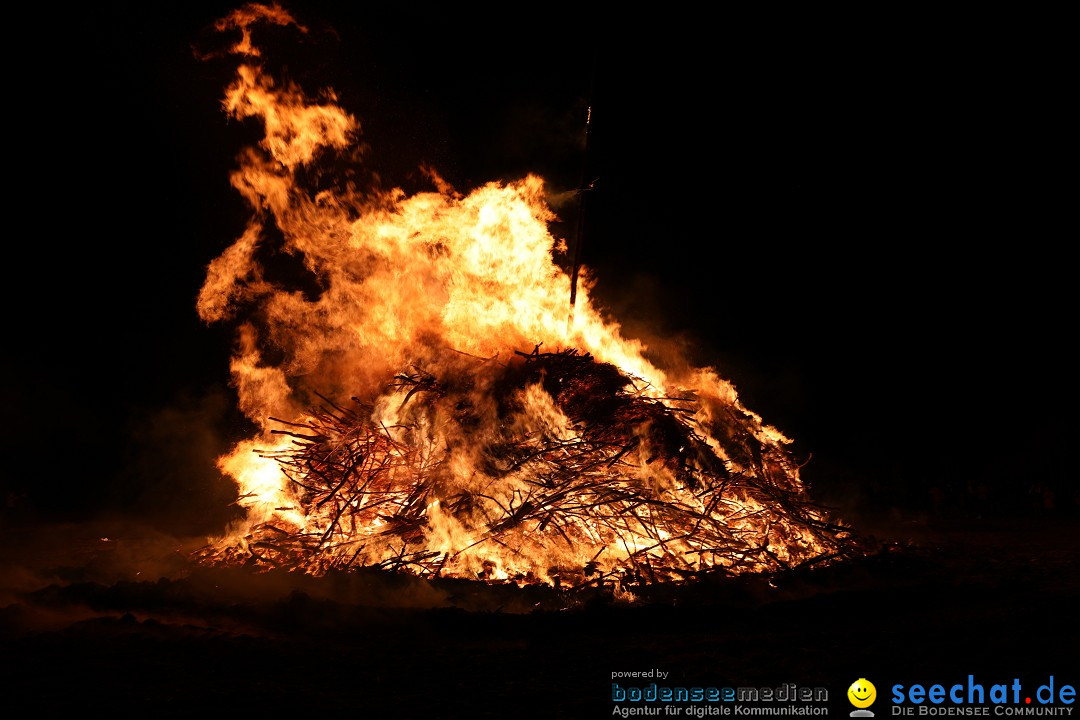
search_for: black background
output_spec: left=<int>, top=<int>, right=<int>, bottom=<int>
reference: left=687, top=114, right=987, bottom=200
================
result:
left=5, top=2, right=1072, bottom=531
left=1, top=3, right=1076, bottom=716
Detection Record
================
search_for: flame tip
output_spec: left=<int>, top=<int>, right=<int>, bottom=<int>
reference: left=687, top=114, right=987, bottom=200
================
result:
left=197, top=4, right=857, bottom=588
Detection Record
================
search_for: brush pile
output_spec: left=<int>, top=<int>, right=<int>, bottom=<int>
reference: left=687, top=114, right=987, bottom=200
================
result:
left=203, top=347, right=857, bottom=590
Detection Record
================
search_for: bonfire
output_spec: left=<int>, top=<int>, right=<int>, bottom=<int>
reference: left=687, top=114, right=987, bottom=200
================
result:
left=195, top=4, right=859, bottom=591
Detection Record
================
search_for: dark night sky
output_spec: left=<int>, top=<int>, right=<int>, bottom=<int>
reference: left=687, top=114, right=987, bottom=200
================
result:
left=3, top=3, right=1074, bottom=532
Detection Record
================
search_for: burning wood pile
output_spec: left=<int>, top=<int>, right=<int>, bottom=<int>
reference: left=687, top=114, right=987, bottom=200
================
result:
left=194, top=5, right=861, bottom=593
left=201, top=347, right=854, bottom=589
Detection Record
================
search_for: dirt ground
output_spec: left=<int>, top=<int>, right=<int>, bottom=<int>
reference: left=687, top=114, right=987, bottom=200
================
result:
left=2, top=511, right=1076, bottom=717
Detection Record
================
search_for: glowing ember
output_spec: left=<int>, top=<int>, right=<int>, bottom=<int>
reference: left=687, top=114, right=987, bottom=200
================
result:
left=196, top=4, right=856, bottom=589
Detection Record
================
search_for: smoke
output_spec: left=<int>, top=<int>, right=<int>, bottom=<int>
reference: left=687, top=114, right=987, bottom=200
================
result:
left=116, top=387, right=247, bottom=536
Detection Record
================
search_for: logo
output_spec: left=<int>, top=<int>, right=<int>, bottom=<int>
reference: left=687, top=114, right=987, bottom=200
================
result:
left=849, top=679, right=878, bottom=717
left=890, top=675, right=1076, bottom=715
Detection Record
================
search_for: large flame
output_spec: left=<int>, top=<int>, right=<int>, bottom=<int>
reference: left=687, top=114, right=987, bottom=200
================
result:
left=197, top=5, right=849, bottom=587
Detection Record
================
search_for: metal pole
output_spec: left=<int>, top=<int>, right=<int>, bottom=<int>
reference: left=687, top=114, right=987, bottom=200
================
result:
left=567, top=104, right=592, bottom=326
left=568, top=52, right=598, bottom=333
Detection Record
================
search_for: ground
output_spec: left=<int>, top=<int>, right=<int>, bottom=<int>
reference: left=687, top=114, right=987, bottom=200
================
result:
left=2, top=510, right=1076, bottom=717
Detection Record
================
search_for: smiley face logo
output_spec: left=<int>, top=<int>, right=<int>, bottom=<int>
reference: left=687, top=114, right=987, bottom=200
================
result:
left=848, top=679, right=877, bottom=709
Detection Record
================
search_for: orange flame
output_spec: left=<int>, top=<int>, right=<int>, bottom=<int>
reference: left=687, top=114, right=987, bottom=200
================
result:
left=213, top=3, right=305, bottom=58
left=196, top=6, right=844, bottom=585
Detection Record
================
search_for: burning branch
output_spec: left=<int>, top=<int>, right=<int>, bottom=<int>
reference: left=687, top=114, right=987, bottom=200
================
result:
left=200, top=349, right=857, bottom=589
left=194, top=6, right=863, bottom=595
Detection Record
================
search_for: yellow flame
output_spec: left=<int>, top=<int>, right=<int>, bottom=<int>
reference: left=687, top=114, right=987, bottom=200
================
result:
left=197, top=6, right=835, bottom=583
